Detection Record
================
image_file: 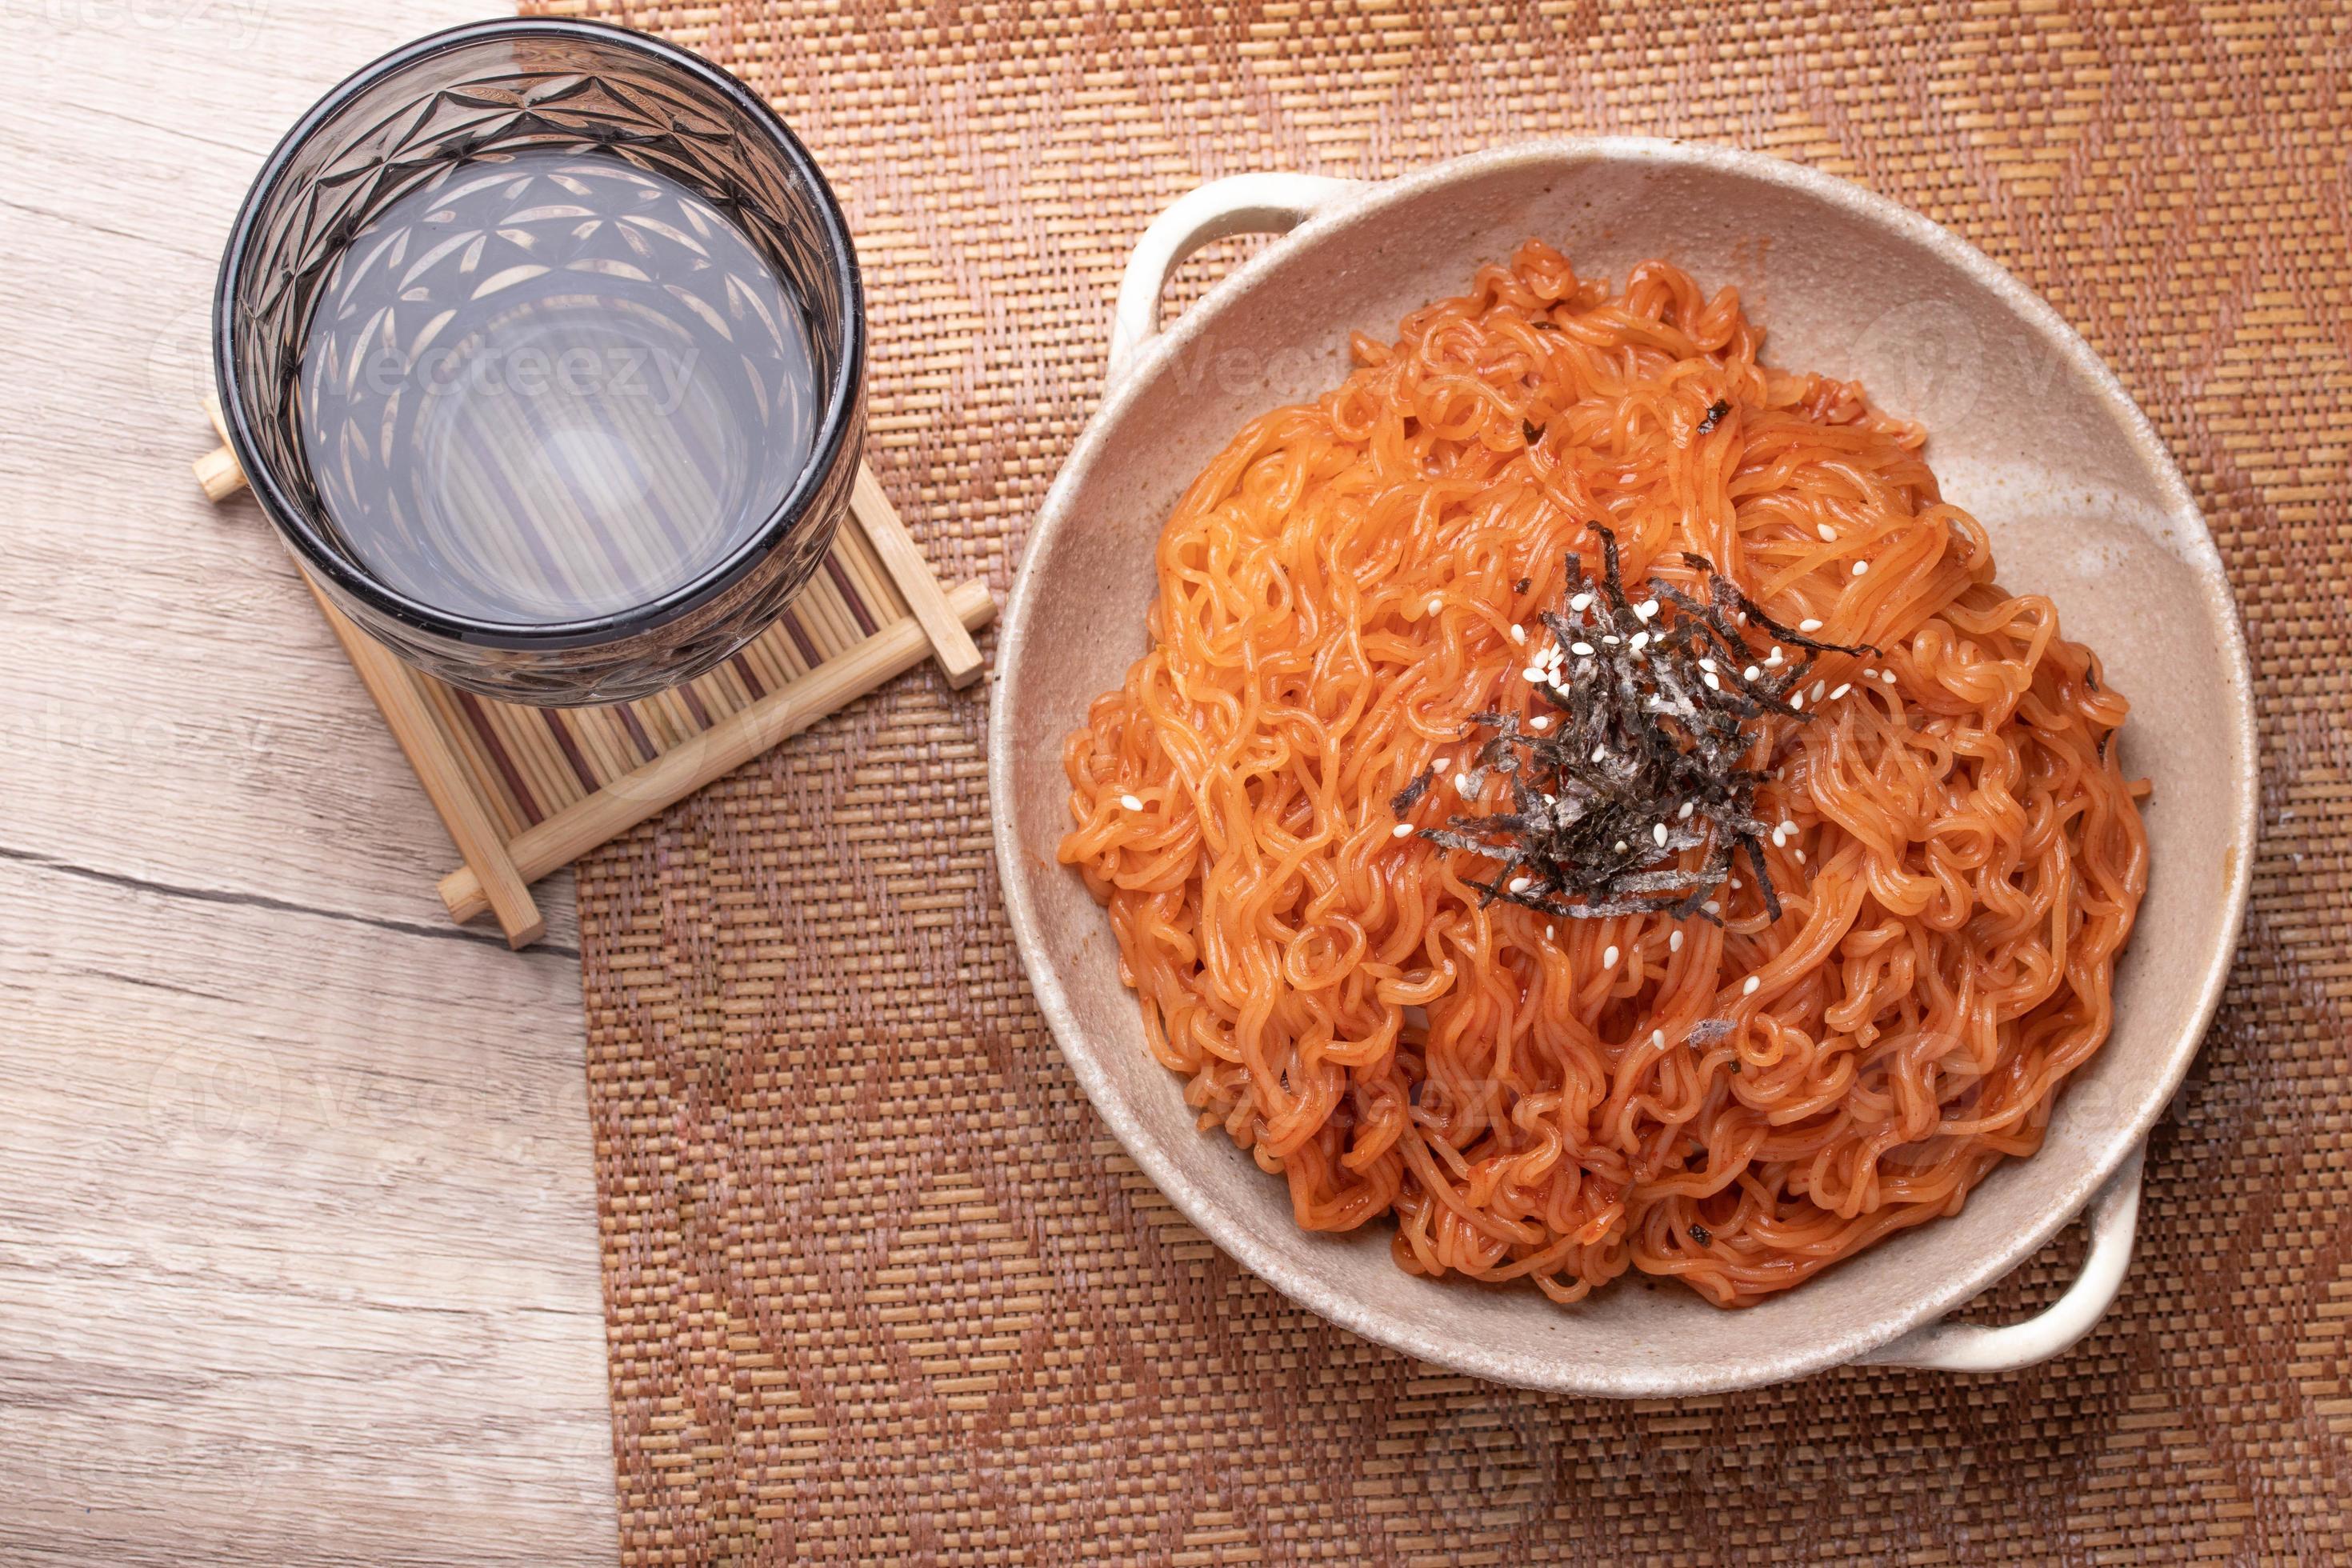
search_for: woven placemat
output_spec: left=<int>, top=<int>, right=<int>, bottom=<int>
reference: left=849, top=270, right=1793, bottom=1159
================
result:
left=529, top=1, right=2351, bottom=1560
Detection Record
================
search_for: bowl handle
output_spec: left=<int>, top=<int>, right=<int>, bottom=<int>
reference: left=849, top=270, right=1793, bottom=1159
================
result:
left=1857, top=1142, right=2145, bottom=1374
left=1106, top=173, right=1366, bottom=390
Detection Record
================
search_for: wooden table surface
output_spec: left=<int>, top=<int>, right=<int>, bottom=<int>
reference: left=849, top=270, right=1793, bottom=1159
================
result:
left=0, top=4, right=623, bottom=1561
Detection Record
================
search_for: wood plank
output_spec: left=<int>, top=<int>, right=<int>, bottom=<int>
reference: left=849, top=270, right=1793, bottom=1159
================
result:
left=0, top=1, right=620, bottom=1561
left=0, top=859, right=618, bottom=1566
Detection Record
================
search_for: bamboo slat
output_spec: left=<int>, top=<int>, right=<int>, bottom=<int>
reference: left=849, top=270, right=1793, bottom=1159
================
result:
left=850, top=463, right=986, bottom=688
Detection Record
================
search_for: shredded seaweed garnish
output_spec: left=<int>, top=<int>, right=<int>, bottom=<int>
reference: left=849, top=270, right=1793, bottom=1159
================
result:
left=1688, top=1223, right=1712, bottom=1246
left=1402, top=524, right=1874, bottom=925
left=1388, top=767, right=1435, bottom=815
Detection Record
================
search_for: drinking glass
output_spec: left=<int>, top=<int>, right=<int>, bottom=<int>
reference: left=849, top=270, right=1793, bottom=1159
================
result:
left=214, top=18, right=866, bottom=705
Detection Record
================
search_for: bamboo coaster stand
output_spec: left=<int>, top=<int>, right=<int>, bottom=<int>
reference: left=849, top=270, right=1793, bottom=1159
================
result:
left=194, top=398, right=990, bottom=949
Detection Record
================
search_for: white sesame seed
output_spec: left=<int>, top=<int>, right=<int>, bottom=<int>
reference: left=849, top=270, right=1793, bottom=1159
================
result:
left=1602, top=945, right=1619, bottom=967
left=1653, top=822, right=1669, bottom=847
left=1703, top=900, right=1721, bottom=916
left=1592, top=744, right=1608, bottom=762
left=1428, top=597, right=1442, bottom=614
left=1817, top=523, right=1836, bottom=541
left=1637, top=598, right=1659, bottom=619
left=1602, top=634, right=1622, bottom=646
left=1766, top=647, right=1784, bottom=667
left=1790, top=691, right=1805, bottom=711
left=1392, top=822, right=1414, bottom=838
left=1670, top=930, right=1685, bottom=953
left=1852, top=560, right=1869, bottom=576
left=1120, top=794, right=1144, bottom=811
left=1810, top=681, right=1826, bottom=702
left=1546, top=924, right=1556, bottom=940
left=1743, top=665, right=1760, bottom=681
left=1651, top=1029, right=1666, bottom=1049
left=1830, top=682, right=1851, bottom=700
left=1704, top=672, right=1722, bottom=690
left=1699, top=657, right=1717, bottom=672
left=1523, top=665, right=1546, bottom=682
left=1630, top=632, right=1650, bottom=653
left=1509, top=623, right=1527, bottom=644
left=1862, top=666, right=1878, bottom=679
left=1454, top=772, right=1472, bottom=795
left=1794, top=848, right=1806, bottom=865
left=1730, top=877, right=1742, bottom=889
left=1570, top=642, right=1594, bottom=658
left=1614, top=839, right=1628, bottom=853
left=1570, top=592, right=1594, bottom=612
left=1798, top=618, right=1823, bottom=633
left=1678, top=802, right=1695, bottom=820
left=1528, top=715, right=1551, bottom=731
left=1742, top=975, right=1761, bottom=996
left=1509, top=875, right=1531, bottom=893
left=1881, top=670, right=1897, bottom=683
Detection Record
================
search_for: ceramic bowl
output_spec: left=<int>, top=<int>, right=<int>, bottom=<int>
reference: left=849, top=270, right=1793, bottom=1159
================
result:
left=990, top=139, right=2256, bottom=1395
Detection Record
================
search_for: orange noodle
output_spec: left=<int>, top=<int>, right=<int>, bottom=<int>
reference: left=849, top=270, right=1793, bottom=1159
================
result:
left=1058, top=242, right=2148, bottom=1306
